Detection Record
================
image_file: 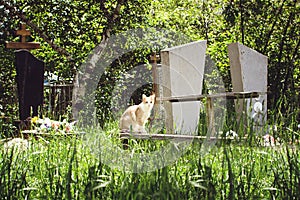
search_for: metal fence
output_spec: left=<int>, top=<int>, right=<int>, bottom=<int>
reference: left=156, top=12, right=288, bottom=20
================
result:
left=44, top=83, right=73, bottom=120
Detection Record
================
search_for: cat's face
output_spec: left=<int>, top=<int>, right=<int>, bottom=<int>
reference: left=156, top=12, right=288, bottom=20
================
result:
left=142, top=94, right=155, bottom=109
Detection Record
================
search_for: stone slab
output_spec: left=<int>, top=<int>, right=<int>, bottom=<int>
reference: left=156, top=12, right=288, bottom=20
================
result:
left=228, top=43, right=268, bottom=132
left=160, top=41, right=207, bottom=134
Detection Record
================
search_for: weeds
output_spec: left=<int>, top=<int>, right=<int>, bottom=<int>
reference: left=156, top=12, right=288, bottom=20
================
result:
left=0, top=103, right=299, bottom=199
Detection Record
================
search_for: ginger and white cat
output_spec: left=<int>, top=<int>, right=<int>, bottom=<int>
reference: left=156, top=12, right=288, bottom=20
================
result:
left=120, top=94, right=155, bottom=133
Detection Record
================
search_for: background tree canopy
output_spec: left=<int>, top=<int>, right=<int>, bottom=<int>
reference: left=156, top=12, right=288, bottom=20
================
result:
left=0, top=0, right=299, bottom=125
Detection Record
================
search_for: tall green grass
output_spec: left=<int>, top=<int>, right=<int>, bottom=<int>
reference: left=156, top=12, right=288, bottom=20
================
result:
left=0, top=132, right=299, bottom=199
left=0, top=100, right=299, bottom=199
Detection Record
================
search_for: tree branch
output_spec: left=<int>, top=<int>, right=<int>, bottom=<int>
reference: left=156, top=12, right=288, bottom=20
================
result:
left=0, top=0, right=71, bottom=59
left=239, top=0, right=245, bottom=44
left=274, top=4, right=295, bottom=109
left=72, top=0, right=126, bottom=120
left=262, top=0, right=287, bottom=53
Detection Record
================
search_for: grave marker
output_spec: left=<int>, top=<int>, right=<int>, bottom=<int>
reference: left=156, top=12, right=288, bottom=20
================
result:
left=228, top=42, right=268, bottom=133
left=15, top=50, right=44, bottom=120
left=6, top=24, right=44, bottom=121
left=160, top=41, right=207, bottom=134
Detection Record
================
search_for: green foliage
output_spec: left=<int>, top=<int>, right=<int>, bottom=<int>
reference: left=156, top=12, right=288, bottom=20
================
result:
left=0, top=0, right=299, bottom=124
left=0, top=5, right=19, bottom=118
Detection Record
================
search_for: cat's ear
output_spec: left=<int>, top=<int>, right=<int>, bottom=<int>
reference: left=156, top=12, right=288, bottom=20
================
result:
left=142, top=94, right=146, bottom=100
left=151, top=92, right=155, bottom=99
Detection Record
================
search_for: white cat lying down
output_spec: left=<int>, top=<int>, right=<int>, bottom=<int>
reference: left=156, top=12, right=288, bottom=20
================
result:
left=119, top=93, right=155, bottom=133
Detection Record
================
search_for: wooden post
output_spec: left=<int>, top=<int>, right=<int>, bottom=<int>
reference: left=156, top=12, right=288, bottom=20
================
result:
left=150, top=52, right=160, bottom=98
left=149, top=52, right=161, bottom=130
left=205, top=97, right=215, bottom=135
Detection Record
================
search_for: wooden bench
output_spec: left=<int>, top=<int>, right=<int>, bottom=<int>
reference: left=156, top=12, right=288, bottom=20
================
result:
left=120, top=91, right=260, bottom=141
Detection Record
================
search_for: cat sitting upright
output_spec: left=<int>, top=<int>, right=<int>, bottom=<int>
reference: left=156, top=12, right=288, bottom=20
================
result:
left=120, top=93, right=155, bottom=133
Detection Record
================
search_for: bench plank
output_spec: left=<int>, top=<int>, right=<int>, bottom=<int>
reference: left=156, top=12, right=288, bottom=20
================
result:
left=120, top=132, right=244, bottom=141
left=157, top=91, right=260, bottom=102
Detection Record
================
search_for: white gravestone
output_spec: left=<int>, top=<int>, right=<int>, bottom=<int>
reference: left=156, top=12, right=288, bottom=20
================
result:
left=228, top=43, right=268, bottom=133
left=160, top=41, right=207, bottom=134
